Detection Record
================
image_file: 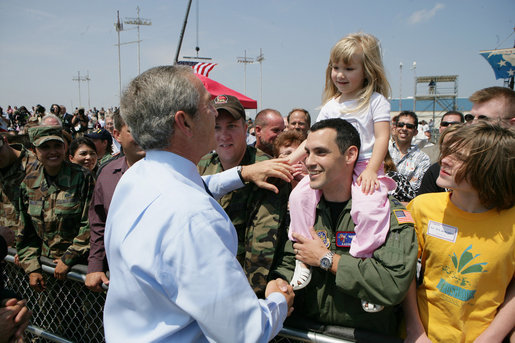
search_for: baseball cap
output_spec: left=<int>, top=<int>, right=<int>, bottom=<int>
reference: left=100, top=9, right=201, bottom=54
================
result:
left=213, top=95, right=246, bottom=121
left=85, top=128, right=113, bottom=145
left=28, top=126, right=65, bottom=147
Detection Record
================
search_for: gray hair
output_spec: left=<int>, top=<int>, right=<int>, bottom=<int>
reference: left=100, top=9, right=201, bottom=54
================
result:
left=41, top=114, right=62, bottom=126
left=121, top=65, right=200, bottom=150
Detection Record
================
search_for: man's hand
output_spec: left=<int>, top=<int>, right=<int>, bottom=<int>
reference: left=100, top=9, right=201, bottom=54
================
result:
left=265, top=278, right=295, bottom=316
left=292, top=227, right=329, bottom=267
left=85, top=272, right=109, bottom=292
left=241, top=158, right=293, bottom=194
left=53, top=258, right=70, bottom=280
left=0, top=298, right=32, bottom=343
left=28, top=272, right=45, bottom=292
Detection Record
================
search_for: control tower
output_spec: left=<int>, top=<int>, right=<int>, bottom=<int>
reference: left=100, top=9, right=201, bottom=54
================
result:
left=413, top=75, right=458, bottom=124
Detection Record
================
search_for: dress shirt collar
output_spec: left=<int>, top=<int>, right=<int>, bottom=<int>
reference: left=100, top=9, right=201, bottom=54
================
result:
left=145, top=150, right=205, bottom=190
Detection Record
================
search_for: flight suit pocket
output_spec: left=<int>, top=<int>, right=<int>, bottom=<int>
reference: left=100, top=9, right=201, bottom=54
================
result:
left=27, top=200, right=44, bottom=235
left=55, top=199, right=82, bottom=240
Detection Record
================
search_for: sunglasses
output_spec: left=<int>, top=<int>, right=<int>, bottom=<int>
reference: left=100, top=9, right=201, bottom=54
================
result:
left=440, top=121, right=461, bottom=127
left=396, top=122, right=416, bottom=130
left=465, top=114, right=489, bottom=122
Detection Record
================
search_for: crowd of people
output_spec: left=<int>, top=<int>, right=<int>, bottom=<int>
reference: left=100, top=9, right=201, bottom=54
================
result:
left=1, top=32, right=514, bottom=343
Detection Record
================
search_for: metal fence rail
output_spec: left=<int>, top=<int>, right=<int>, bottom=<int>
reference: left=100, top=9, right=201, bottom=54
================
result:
left=3, top=249, right=369, bottom=343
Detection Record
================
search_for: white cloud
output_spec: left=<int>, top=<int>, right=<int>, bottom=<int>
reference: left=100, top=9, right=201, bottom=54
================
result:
left=408, top=3, right=445, bottom=24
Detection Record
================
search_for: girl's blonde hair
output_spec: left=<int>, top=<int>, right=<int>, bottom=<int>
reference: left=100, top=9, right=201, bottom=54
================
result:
left=322, top=32, right=391, bottom=114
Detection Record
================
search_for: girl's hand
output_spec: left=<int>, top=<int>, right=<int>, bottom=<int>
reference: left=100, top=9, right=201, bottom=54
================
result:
left=357, top=168, right=380, bottom=195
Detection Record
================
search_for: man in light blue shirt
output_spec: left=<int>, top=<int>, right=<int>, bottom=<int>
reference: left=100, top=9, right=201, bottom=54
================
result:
left=104, top=66, right=294, bottom=343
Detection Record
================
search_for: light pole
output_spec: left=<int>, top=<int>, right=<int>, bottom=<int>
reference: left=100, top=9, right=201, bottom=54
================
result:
left=399, top=62, right=403, bottom=112
left=411, top=61, right=417, bottom=111
left=256, top=49, right=264, bottom=109
left=124, top=6, right=152, bottom=75
left=85, top=72, right=91, bottom=109
left=115, top=11, right=123, bottom=101
left=237, top=50, right=254, bottom=95
left=72, top=71, right=89, bottom=108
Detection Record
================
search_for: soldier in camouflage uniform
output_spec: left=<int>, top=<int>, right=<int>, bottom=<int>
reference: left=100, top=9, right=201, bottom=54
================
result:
left=0, top=134, right=40, bottom=242
left=16, top=126, right=94, bottom=291
left=198, top=95, right=290, bottom=298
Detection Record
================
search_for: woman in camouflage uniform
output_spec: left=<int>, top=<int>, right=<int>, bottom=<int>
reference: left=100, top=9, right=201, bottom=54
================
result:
left=16, top=126, right=94, bottom=291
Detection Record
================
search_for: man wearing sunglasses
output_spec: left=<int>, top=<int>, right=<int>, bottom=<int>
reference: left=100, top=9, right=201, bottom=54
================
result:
left=422, top=111, right=464, bottom=164
left=389, top=111, right=430, bottom=192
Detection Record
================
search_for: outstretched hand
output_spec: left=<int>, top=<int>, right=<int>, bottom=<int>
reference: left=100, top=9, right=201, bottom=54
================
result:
left=265, top=278, right=295, bottom=317
left=241, top=158, right=294, bottom=193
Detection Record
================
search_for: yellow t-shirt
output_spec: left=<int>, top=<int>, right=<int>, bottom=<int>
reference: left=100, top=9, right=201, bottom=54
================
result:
left=408, top=193, right=515, bottom=343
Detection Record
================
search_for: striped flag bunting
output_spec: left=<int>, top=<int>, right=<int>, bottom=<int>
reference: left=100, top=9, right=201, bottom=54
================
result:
left=177, top=61, right=218, bottom=77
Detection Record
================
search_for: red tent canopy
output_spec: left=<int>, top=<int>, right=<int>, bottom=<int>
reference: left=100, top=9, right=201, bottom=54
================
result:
left=195, top=73, right=257, bottom=109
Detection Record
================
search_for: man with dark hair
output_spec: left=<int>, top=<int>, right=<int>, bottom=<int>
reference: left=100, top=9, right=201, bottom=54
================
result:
left=104, top=66, right=294, bottom=342
left=388, top=110, right=430, bottom=191
left=272, top=118, right=417, bottom=337
left=254, top=108, right=285, bottom=156
left=287, top=108, right=311, bottom=135
left=198, top=95, right=290, bottom=298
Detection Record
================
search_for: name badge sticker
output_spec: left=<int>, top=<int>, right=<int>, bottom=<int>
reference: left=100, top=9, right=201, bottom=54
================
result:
left=427, top=220, right=458, bottom=243
left=336, top=231, right=355, bottom=247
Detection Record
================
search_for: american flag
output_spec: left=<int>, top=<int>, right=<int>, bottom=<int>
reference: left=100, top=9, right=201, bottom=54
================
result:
left=176, top=61, right=217, bottom=77
left=192, top=62, right=217, bottom=77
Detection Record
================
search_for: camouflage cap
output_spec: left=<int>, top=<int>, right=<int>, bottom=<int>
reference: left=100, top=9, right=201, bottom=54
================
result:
left=28, top=126, right=65, bottom=147
left=213, top=95, right=246, bottom=121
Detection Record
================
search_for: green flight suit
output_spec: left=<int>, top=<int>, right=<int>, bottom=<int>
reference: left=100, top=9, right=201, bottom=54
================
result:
left=16, top=161, right=94, bottom=274
left=198, top=146, right=290, bottom=298
left=272, top=197, right=417, bottom=336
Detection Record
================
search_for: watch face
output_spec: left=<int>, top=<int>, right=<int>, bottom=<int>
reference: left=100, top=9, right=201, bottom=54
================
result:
left=320, top=257, right=331, bottom=270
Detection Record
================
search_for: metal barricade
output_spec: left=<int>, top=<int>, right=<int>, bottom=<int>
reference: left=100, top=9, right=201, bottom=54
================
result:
left=3, top=249, right=359, bottom=343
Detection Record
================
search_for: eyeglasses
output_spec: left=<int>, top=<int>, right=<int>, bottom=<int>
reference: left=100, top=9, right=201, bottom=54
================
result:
left=396, top=122, right=416, bottom=130
left=440, top=121, right=461, bottom=127
left=465, top=114, right=489, bottom=122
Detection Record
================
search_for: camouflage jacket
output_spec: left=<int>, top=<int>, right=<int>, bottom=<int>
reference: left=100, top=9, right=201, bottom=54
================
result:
left=0, top=144, right=40, bottom=233
left=198, top=146, right=290, bottom=297
left=16, top=161, right=95, bottom=274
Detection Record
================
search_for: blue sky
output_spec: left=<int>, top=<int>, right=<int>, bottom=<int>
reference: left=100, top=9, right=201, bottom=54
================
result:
left=1, top=0, right=513, bottom=118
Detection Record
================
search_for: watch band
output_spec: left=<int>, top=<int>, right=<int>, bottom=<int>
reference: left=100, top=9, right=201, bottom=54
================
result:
left=236, top=165, right=245, bottom=183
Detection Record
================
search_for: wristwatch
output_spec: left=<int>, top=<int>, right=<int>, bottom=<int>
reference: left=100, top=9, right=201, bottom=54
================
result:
left=236, top=165, right=245, bottom=183
left=320, top=251, right=335, bottom=271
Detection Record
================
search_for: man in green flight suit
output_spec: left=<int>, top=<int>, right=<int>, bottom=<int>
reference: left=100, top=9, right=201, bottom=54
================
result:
left=272, top=118, right=417, bottom=338
left=198, top=95, right=290, bottom=298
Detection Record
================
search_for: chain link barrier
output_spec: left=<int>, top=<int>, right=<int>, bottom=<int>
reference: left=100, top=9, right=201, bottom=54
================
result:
left=3, top=249, right=361, bottom=343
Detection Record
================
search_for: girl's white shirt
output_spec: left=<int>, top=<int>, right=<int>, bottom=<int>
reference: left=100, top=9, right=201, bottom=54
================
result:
left=317, top=92, right=390, bottom=161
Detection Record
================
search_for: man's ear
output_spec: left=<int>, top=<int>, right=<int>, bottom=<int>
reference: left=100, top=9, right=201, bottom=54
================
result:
left=112, top=129, right=121, bottom=144
left=174, top=111, right=194, bottom=138
left=345, top=145, right=359, bottom=165
left=254, top=125, right=262, bottom=137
